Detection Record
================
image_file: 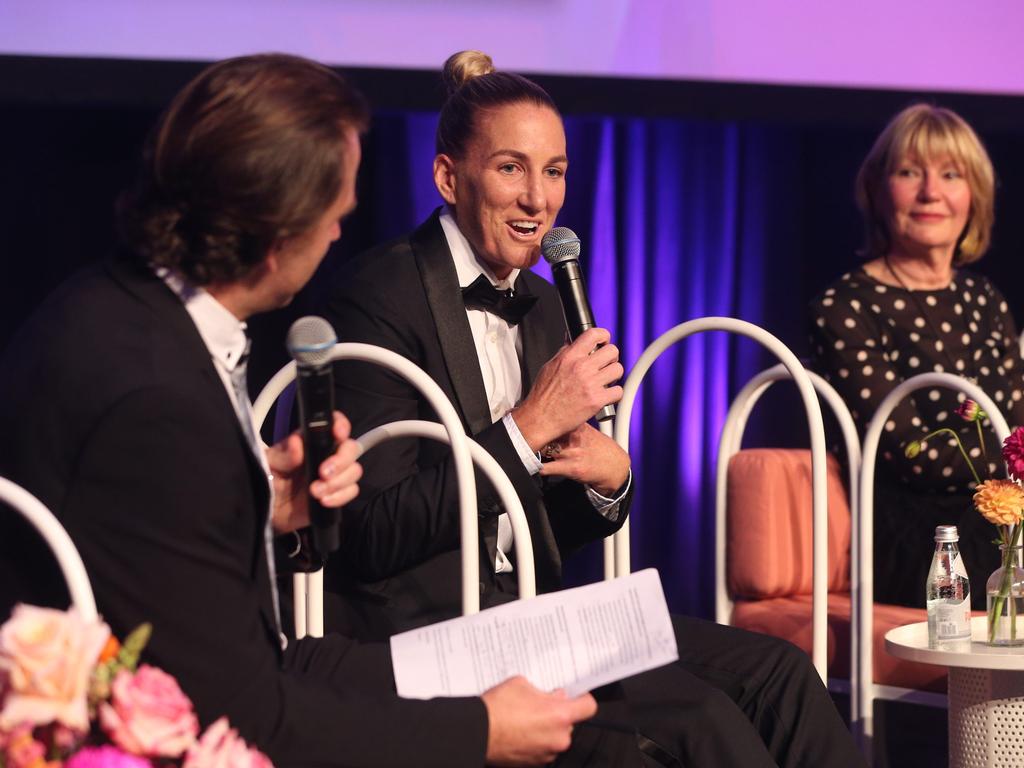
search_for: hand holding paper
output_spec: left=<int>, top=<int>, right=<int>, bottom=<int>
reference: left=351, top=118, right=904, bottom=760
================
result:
left=481, top=677, right=596, bottom=766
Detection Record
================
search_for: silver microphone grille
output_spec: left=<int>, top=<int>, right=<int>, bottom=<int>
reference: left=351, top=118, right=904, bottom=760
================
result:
left=286, top=316, right=338, bottom=366
left=541, top=227, right=581, bottom=265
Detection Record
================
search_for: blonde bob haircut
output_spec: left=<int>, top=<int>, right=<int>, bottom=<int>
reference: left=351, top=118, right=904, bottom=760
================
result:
left=855, top=103, right=995, bottom=265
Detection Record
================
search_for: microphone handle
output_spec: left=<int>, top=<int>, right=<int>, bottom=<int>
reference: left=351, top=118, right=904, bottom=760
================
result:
left=551, top=261, right=616, bottom=422
left=295, top=363, right=340, bottom=561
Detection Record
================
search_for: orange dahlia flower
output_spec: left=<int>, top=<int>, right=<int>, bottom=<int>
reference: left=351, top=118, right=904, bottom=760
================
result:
left=974, top=479, right=1024, bottom=527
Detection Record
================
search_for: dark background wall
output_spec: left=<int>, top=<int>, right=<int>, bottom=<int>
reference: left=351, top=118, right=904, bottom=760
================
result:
left=4, top=55, right=1024, bottom=616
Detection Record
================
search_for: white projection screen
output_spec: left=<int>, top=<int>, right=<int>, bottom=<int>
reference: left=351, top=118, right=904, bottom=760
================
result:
left=2, top=0, right=1022, bottom=95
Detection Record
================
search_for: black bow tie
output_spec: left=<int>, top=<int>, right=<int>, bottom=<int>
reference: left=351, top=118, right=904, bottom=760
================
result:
left=461, top=274, right=538, bottom=326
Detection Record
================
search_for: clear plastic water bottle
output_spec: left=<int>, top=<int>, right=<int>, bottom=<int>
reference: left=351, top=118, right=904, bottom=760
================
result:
left=926, top=525, right=972, bottom=647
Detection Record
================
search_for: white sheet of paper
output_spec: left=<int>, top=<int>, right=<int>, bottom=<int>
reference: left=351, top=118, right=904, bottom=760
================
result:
left=389, top=568, right=678, bottom=699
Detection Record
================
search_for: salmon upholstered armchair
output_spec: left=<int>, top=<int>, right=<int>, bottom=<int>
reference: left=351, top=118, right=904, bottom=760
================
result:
left=716, top=364, right=949, bottom=753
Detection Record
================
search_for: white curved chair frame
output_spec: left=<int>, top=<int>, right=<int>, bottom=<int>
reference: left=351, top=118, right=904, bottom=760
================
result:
left=713, top=365, right=861, bottom=669
left=357, top=419, right=537, bottom=602
left=857, top=372, right=1010, bottom=748
left=283, top=422, right=540, bottom=639
left=253, top=343, right=536, bottom=637
left=253, top=343, right=477, bottom=619
left=613, top=318, right=830, bottom=681
left=0, top=475, right=97, bottom=621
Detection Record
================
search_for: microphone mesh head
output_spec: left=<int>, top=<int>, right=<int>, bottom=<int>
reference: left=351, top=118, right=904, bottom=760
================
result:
left=286, top=316, right=338, bottom=366
left=541, top=227, right=581, bottom=265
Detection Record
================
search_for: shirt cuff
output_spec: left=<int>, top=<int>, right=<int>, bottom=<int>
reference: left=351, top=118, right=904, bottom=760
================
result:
left=503, top=412, right=543, bottom=475
left=586, top=469, right=632, bottom=522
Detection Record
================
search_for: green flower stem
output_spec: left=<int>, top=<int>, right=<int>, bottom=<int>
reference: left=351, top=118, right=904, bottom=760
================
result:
left=919, top=428, right=982, bottom=485
left=976, top=420, right=989, bottom=468
left=988, top=523, right=1024, bottom=643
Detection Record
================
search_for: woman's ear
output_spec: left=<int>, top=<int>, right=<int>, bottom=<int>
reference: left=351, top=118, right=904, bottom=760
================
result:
left=433, top=154, right=458, bottom=205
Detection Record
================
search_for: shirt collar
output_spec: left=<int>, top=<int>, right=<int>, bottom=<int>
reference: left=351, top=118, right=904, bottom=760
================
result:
left=439, top=206, right=520, bottom=291
left=157, top=268, right=249, bottom=372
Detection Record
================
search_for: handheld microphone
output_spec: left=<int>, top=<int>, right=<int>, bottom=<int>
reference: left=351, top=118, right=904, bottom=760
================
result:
left=540, top=227, right=615, bottom=422
left=286, top=316, right=340, bottom=562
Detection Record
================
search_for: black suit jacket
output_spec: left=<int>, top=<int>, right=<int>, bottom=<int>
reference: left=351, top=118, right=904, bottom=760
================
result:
left=0, top=256, right=486, bottom=767
left=322, top=213, right=630, bottom=638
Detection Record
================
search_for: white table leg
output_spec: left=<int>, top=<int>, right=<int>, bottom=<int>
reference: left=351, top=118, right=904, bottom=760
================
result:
left=948, top=667, right=1024, bottom=767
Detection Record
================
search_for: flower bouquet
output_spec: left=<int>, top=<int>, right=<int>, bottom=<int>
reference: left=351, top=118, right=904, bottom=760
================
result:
left=0, top=605, right=273, bottom=768
left=906, top=400, right=1024, bottom=645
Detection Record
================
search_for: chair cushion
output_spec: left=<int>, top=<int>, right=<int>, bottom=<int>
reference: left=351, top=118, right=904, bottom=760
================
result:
left=731, top=593, right=945, bottom=692
left=727, top=449, right=851, bottom=598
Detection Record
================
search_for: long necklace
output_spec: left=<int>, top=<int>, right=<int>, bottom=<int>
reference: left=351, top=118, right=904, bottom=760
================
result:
left=883, top=255, right=977, bottom=383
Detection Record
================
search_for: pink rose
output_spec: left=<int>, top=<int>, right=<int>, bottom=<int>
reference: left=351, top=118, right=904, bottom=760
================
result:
left=99, top=665, right=198, bottom=758
left=1004, top=428, right=1024, bottom=481
left=66, top=746, right=153, bottom=768
left=0, top=605, right=110, bottom=732
left=183, top=718, right=273, bottom=768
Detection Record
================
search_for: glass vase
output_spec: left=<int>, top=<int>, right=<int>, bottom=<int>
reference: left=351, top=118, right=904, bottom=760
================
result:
left=986, top=544, right=1024, bottom=646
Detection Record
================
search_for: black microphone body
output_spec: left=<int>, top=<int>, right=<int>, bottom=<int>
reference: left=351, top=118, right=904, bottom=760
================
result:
left=287, top=317, right=341, bottom=563
left=541, top=228, right=615, bottom=422
left=295, top=362, right=338, bottom=559
left=551, top=259, right=596, bottom=339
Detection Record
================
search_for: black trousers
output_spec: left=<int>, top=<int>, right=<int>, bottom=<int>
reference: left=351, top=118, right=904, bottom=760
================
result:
left=616, top=615, right=865, bottom=768
left=293, top=614, right=865, bottom=768
left=494, top=576, right=863, bottom=763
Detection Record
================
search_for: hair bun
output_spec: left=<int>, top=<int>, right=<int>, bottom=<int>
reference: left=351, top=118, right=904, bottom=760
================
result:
left=441, top=50, right=495, bottom=96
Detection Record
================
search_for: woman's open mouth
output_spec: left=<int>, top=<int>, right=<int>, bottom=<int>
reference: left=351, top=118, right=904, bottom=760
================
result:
left=507, top=220, right=540, bottom=239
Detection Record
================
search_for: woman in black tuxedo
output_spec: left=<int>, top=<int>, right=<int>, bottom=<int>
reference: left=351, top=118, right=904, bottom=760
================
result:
left=323, top=50, right=865, bottom=768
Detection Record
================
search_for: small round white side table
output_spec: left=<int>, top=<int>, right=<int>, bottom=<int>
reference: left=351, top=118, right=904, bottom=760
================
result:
left=886, top=617, right=1024, bottom=768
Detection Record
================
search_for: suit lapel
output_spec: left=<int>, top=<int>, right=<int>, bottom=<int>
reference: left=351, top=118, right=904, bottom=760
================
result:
left=107, top=258, right=279, bottom=642
left=510, top=272, right=566, bottom=589
left=410, top=215, right=494, bottom=436
left=109, top=259, right=270, bottom=491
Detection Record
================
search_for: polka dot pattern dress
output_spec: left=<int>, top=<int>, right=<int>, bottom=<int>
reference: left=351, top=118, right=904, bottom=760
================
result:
left=809, top=268, right=1024, bottom=608
left=810, top=268, right=1024, bottom=492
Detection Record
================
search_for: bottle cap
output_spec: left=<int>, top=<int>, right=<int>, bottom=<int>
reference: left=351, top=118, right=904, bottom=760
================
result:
left=934, top=525, right=959, bottom=542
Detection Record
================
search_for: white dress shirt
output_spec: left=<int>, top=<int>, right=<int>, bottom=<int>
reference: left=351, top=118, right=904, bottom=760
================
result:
left=438, top=209, right=629, bottom=574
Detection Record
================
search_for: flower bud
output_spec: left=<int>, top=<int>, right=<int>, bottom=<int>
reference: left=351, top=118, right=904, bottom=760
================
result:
left=904, top=441, right=922, bottom=459
left=955, top=399, right=985, bottom=422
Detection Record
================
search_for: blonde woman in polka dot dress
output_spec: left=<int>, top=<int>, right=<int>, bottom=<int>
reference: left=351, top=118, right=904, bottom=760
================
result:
left=810, top=104, right=1024, bottom=609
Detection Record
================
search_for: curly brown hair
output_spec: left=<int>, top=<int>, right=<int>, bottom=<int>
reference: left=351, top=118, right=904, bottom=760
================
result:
left=117, top=54, right=369, bottom=285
